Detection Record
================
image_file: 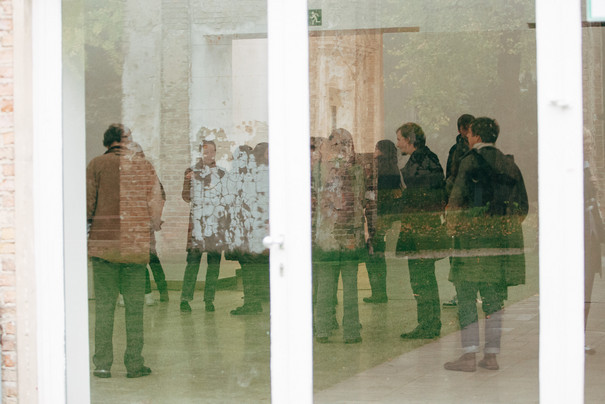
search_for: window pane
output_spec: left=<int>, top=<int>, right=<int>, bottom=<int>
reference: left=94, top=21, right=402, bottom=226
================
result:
left=582, top=8, right=605, bottom=400
left=67, top=0, right=272, bottom=401
left=310, top=2, right=540, bottom=401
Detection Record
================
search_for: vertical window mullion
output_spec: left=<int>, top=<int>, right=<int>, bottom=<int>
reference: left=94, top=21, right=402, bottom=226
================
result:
left=267, top=0, right=313, bottom=403
left=536, top=0, right=585, bottom=402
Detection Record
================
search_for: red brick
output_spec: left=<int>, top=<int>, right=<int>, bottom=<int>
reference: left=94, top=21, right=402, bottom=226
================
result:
left=0, top=98, right=12, bottom=112
left=1, top=334, right=15, bottom=351
left=1, top=32, right=13, bottom=47
left=0, top=66, right=12, bottom=78
left=1, top=292, right=15, bottom=306
left=0, top=82, right=11, bottom=96
left=2, top=163, right=13, bottom=176
left=3, top=382, right=16, bottom=397
left=2, top=368, right=16, bottom=382
left=3, top=321, right=14, bottom=335
left=3, top=352, right=14, bottom=367
left=2, top=257, right=14, bottom=271
left=2, top=194, right=14, bottom=207
left=0, top=273, right=14, bottom=287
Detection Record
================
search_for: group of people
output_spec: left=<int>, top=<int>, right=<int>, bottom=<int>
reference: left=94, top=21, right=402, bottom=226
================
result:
left=87, top=114, right=530, bottom=378
left=310, top=116, right=529, bottom=374
left=86, top=125, right=270, bottom=378
left=179, top=140, right=270, bottom=315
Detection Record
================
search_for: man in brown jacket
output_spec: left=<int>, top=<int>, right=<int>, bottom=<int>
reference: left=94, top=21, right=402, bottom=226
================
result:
left=87, top=124, right=163, bottom=378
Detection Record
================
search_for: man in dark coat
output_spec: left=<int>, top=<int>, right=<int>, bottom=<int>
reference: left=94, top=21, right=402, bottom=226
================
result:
left=87, top=124, right=163, bottom=378
left=396, top=122, right=447, bottom=339
left=445, top=114, right=475, bottom=199
left=443, top=113, right=475, bottom=308
left=444, top=117, right=528, bottom=372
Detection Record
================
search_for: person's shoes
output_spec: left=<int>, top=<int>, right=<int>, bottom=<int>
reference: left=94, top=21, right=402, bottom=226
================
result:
left=444, top=353, right=477, bottom=372
left=230, top=304, right=262, bottom=315
left=400, top=326, right=440, bottom=339
left=117, top=294, right=125, bottom=307
left=363, top=295, right=388, bottom=304
left=478, top=353, right=499, bottom=370
left=315, top=336, right=329, bottom=344
left=159, top=290, right=169, bottom=302
left=93, top=369, right=111, bottom=378
left=585, top=345, right=597, bottom=355
left=126, top=366, right=152, bottom=378
left=145, top=293, right=156, bottom=306
left=205, top=302, right=215, bottom=312
left=442, top=296, right=458, bottom=307
left=180, top=301, right=192, bottom=313
left=344, top=336, right=362, bottom=344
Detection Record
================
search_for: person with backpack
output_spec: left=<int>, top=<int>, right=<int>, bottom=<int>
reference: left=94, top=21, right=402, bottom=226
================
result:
left=443, top=117, right=528, bottom=372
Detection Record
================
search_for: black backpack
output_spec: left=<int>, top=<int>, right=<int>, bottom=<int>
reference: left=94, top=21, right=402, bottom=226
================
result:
left=470, top=150, right=521, bottom=216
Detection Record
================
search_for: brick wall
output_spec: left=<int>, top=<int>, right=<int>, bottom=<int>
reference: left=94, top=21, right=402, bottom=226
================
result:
left=0, top=0, right=16, bottom=402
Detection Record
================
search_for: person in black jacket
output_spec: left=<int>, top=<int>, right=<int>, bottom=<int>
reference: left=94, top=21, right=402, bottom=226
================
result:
left=396, top=123, right=447, bottom=339
left=363, top=139, right=401, bottom=303
left=445, top=114, right=475, bottom=198
left=444, top=117, right=528, bottom=372
left=443, top=114, right=475, bottom=308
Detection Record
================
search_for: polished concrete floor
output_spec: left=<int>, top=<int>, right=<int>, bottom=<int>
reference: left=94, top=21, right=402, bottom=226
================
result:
left=89, top=251, right=605, bottom=403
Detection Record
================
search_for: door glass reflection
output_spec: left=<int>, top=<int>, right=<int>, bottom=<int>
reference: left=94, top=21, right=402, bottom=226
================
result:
left=72, top=1, right=272, bottom=401
left=582, top=17, right=605, bottom=401
left=309, top=2, right=541, bottom=402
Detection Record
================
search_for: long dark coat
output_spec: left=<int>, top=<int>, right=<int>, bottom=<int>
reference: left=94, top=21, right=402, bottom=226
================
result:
left=396, top=145, right=447, bottom=255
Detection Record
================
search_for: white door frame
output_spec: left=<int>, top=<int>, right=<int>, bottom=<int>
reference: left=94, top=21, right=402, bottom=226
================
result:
left=267, top=1, right=313, bottom=403
left=13, top=0, right=587, bottom=402
left=536, top=0, right=585, bottom=402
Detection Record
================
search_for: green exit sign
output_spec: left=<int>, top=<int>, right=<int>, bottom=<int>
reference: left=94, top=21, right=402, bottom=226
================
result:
left=308, top=9, right=322, bottom=26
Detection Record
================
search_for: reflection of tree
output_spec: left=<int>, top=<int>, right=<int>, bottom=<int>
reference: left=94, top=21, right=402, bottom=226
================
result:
left=386, top=31, right=535, bottom=134
left=385, top=25, right=538, bottom=200
left=64, top=0, right=124, bottom=72
left=84, top=0, right=124, bottom=72
left=76, top=0, right=125, bottom=156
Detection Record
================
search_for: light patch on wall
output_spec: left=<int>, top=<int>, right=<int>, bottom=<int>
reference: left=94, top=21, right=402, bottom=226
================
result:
left=231, top=38, right=268, bottom=149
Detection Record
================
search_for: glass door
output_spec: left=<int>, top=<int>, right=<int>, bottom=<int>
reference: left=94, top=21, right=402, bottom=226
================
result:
left=308, top=1, right=543, bottom=402
left=65, top=1, right=278, bottom=401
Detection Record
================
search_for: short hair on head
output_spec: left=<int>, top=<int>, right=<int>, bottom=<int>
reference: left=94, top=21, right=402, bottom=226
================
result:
left=396, top=122, right=426, bottom=148
left=310, top=136, right=324, bottom=151
left=457, top=114, right=475, bottom=131
left=470, top=117, right=499, bottom=143
left=253, top=142, right=269, bottom=165
left=199, top=140, right=216, bottom=153
left=103, top=123, right=126, bottom=147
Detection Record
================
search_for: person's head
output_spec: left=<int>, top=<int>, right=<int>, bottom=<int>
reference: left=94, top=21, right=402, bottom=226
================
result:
left=325, top=128, right=355, bottom=163
left=253, top=142, right=269, bottom=166
left=375, top=139, right=399, bottom=176
left=375, top=139, right=397, bottom=159
left=396, top=122, right=425, bottom=155
left=468, top=117, right=499, bottom=147
left=103, top=123, right=131, bottom=148
left=127, top=141, right=145, bottom=157
left=200, top=140, right=217, bottom=164
left=457, top=114, right=475, bottom=139
left=310, top=137, right=324, bottom=165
